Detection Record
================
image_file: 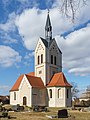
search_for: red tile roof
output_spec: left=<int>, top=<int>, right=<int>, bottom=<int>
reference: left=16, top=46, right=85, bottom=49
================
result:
left=25, top=75, right=45, bottom=88
left=47, top=72, right=72, bottom=87
left=10, top=72, right=45, bottom=91
left=10, top=75, right=24, bottom=91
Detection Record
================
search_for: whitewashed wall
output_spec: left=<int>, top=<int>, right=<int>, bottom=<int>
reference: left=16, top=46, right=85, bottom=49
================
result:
left=47, top=87, right=65, bottom=107
left=19, top=75, right=32, bottom=106
left=10, top=91, right=20, bottom=105
left=35, top=38, right=47, bottom=85
left=10, top=75, right=32, bottom=106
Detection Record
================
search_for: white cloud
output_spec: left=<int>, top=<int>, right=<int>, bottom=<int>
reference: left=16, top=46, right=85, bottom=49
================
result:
left=23, top=51, right=34, bottom=66
left=0, top=12, right=16, bottom=32
left=1, top=1, right=90, bottom=76
left=0, top=45, right=22, bottom=67
left=24, top=52, right=34, bottom=59
left=15, top=2, right=90, bottom=50
left=55, top=23, right=90, bottom=76
left=0, top=32, right=17, bottom=44
left=0, top=12, right=18, bottom=44
left=15, top=6, right=90, bottom=75
left=15, top=8, right=73, bottom=50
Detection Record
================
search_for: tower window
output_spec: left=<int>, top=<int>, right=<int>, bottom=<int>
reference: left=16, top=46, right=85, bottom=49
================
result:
left=14, top=92, right=16, bottom=100
left=58, top=89, right=60, bottom=98
left=49, top=89, right=52, bottom=98
left=67, top=89, right=69, bottom=99
left=58, top=88, right=62, bottom=98
left=39, top=70, right=42, bottom=74
left=54, top=56, right=56, bottom=65
left=41, top=54, right=43, bottom=63
left=51, top=55, right=53, bottom=64
left=38, top=56, right=40, bottom=64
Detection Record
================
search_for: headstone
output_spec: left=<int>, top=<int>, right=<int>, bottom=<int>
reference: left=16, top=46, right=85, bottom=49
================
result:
left=12, top=105, right=24, bottom=112
left=58, top=109, right=68, bottom=118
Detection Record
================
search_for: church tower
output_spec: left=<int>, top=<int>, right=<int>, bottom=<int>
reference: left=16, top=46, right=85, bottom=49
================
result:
left=35, top=12, right=62, bottom=85
left=10, top=11, right=72, bottom=108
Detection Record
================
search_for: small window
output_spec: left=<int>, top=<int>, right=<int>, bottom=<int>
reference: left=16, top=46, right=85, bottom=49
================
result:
left=58, top=89, right=60, bottom=98
left=38, top=56, right=40, bottom=64
left=41, top=54, right=43, bottom=63
left=67, top=89, right=69, bottom=99
left=54, top=56, right=56, bottom=65
left=58, top=88, right=61, bottom=98
left=51, top=55, right=53, bottom=64
left=49, top=89, right=52, bottom=98
left=14, top=92, right=16, bottom=100
left=39, top=70, right=42, bottom=74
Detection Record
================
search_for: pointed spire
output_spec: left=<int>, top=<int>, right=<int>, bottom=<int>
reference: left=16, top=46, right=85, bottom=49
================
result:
left=45, top=10, right=51, bottom=30
left=45, top=10, right=52, bottom=44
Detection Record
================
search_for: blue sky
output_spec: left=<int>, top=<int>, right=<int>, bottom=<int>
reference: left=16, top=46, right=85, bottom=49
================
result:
left=0, top=0, right=90, bottom=96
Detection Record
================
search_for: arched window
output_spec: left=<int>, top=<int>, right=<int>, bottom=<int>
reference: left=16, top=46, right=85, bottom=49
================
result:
left=58, top=89, right=60, bottom=98
left=14, top=92, right=16, bottom=100
left=58, top=88, right=62, bottom=98
left=38, top=56, right=40, bottom=64
left=51, top=55, right=53, bottom=64
left=41, top=54, right=43, bottom=63
left=58, top=89, right=61, bottom=98
left=54, top=56, right=56, bottom=65
left=49, top=89, right=52, bottom=98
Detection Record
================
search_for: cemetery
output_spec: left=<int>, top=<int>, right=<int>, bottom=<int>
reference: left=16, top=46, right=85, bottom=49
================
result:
left=0, top=103, right=90, bottom=120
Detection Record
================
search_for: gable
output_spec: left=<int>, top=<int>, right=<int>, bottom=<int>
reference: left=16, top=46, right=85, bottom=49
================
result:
left=10, top=72, right=45, bottom=92
left=49, top=39, right=62, bottom=54
left=19, top=75, right=31, bottom=90
left=35, top=38, right=46, bottom=53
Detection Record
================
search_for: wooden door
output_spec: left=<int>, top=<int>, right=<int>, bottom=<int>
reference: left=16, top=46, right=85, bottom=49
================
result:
left=23, top=96, right=27, bottom=105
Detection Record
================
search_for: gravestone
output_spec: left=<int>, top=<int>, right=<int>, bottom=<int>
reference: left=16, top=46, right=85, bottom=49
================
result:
left=12, top=104, right=24, bottom=112
left=58, top=109, right=68, bottom=118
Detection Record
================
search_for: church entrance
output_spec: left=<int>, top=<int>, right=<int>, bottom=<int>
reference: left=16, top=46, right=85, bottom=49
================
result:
left=23, top=96, right=27, bottom=105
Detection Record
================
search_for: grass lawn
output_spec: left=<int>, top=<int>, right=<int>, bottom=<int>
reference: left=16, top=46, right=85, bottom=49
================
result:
left=0, top=107, right=89, bottom=120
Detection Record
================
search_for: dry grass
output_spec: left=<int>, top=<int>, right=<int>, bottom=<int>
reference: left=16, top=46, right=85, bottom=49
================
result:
left=1, top=107, right=90, bottom=120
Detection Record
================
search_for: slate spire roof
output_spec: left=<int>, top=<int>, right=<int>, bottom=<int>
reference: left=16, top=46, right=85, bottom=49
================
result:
left=45, top=11, right=52, bottom=30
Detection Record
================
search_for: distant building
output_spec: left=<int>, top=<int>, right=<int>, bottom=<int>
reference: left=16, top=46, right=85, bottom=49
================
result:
left=0, top=95, right=10, bottom=104
left=10, top=12, right=72, bottom=107
left=79, top=92, right=90, bottom=101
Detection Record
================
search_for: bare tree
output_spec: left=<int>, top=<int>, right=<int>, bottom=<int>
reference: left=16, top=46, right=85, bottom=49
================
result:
left=85, top=85, right=90, bottom=100
left=80, top=85, right=90, bottom=100
left=60, top=0, right=88, bottom=22
left=71, top=82, right=79, bottom=98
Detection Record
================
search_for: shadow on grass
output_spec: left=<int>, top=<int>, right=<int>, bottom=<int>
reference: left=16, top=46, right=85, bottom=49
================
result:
left=0, top=115, right=17, bottom=119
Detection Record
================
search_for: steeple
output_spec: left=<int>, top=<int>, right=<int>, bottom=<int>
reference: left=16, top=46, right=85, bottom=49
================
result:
left=45, top=10, right=52, bottom=44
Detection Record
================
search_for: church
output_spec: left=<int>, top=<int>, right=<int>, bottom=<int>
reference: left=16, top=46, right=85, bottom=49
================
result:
left=10, top=12, right=72, bottom=107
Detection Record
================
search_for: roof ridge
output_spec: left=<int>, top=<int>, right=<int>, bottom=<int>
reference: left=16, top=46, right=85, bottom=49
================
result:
left=25, top=74, right=41, bottom=79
